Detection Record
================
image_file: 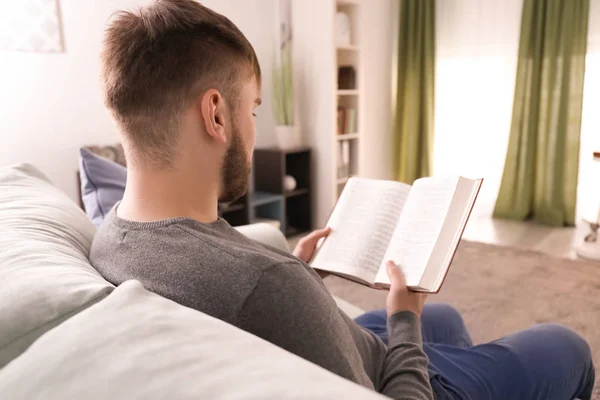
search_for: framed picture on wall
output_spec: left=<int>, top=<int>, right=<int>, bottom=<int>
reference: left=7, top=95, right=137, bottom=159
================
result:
left=1, top=0, right=65, bottom=53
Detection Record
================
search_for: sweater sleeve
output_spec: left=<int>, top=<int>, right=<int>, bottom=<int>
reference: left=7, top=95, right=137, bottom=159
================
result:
left=380, top=311, right=434, bottom=399
left=236, top=262, right=433, bottom=400
left=236, top=263, right=375, bottom=388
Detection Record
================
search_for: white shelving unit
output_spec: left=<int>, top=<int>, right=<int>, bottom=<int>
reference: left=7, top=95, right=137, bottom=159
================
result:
left=292, top=0, right=364, bottom=227
left=334, top=0, right=362, bottom=200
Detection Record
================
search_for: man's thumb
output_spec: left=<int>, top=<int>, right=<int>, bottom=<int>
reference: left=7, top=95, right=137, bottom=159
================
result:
left=386, top=261, right=406, bottom=286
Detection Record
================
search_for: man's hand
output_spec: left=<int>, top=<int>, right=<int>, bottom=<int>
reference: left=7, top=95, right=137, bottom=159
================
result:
left=293, top=227, right=331, bottom=263
left=293, top=227, right=332, bottom=279
left=386, top=261, right=427, bottom=318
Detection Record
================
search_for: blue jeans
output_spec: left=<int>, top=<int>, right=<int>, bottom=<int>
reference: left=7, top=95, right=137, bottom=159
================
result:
left=355, top=304, right=594, bottom=400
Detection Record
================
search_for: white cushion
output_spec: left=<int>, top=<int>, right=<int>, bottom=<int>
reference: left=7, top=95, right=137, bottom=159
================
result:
left=0, top=164, right=113, bottom=368
left=235, top=222, right=291, bottom=252
left=0, top=281, right=386, bottom=400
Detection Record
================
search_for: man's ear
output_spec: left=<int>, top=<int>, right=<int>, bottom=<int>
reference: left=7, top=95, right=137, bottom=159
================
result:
left=199, top=89, right=227, bottom=144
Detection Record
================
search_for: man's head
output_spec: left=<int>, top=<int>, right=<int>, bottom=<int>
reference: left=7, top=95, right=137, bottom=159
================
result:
left=101, top=0, right=261, bottom=202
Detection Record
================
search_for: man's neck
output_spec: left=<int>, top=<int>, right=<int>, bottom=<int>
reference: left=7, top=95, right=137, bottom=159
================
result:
left=117, top=167, right=220, bottom=224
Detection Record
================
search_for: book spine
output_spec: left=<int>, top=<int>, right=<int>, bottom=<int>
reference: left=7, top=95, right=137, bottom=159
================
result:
left=337, top=107, right=347, bottom=135
left=337, top=142, right=345, bottom=178
left=348, top=109, right=356, bottom=133
left=342, top=141, right=350, bottom=177
left=345, top=109, right=351, bottom=134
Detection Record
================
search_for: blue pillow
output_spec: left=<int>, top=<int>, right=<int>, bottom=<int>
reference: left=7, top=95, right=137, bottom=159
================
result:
left=78, top=148, right=126, bottom=227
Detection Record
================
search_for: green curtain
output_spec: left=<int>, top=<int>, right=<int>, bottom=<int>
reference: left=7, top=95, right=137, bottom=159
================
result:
left=393, top=0, right=435, bottom=184
left=494, top=0, right=590, bottom=226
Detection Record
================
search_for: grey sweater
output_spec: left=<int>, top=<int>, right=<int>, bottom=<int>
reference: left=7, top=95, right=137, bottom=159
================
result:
left=90, top=209, right=433, bottom=400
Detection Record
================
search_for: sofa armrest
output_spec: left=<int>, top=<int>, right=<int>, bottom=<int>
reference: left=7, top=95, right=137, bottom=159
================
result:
left=234, top=223, right=290, bottom=253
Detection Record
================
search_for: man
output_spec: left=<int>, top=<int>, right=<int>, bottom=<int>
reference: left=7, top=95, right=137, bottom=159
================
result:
left=92, top=1, right=594, bottom=399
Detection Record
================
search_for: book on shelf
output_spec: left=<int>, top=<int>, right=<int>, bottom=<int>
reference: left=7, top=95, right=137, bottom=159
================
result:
left=337, top=141, right=350, bottom=179
left=311, top=176, right=483, bottom=293
left=342, top=141, right=350, bottom=166
left=337, top=106, right=357, bottom=135
left=345, top=108, right=356, bottom=134
left=337, top=107, right=345, bottom=135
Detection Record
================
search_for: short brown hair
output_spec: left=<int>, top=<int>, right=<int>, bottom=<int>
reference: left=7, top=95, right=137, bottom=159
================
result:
left=101, top=0, right=261, bottom=168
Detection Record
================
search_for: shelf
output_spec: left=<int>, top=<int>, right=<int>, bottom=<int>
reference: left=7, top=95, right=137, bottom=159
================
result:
left=284, top=188, right=309, bottom=198
left=255, top=146, right=310, bottom=154
left=337, top=0, right=361, bottom=5
left=219, top=203, right=245, bottom=213
left=251, top=191, right=284, bottom=207
left=336, top=45, right=359, bottom=51
left=337, top=89, right=359, bottom=96
left=336, top=133, right=359, bottom=141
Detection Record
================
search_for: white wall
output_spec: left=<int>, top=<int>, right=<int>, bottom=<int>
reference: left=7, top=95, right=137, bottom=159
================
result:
left=292, top=0, right=337, bottom=228
left=0, top=0, right=277, bottom=201
left=360, top=0, right=397, bottom=181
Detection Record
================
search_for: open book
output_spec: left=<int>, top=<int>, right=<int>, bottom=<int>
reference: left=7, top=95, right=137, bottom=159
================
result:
left=310, top=176, right=483, bottom=293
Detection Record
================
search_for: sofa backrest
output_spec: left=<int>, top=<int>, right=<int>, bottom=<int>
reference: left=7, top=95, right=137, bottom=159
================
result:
left=0, top=164, right=114, bottom=368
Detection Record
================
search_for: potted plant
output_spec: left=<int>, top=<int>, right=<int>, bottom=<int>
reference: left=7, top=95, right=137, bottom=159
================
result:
left=273, top=0, right=301, bottom=150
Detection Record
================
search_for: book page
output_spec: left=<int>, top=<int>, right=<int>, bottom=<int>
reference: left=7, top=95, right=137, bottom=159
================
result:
left=374, top=177, right=459, bottom=287
left=311, top=178, right=412, bottom=283
left=419, top=177, right=483, bottom=292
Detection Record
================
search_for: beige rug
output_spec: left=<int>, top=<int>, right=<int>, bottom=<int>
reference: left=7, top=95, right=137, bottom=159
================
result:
left=324, top=240, right=600, bottom=398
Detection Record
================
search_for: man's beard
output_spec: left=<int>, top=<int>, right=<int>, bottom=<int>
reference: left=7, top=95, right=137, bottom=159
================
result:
left=219, top=125, right=251, bottom=203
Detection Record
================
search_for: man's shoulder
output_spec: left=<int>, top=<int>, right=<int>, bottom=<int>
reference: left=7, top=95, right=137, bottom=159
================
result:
left=92, top=213, right=298, bottom=276
left=90, top=216, right=295, bottom=323
left=174, top=222, right=298, bottom=273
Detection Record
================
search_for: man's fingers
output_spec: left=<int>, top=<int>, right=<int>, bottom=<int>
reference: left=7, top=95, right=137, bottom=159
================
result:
left=302, top=227, right=332, bottom=244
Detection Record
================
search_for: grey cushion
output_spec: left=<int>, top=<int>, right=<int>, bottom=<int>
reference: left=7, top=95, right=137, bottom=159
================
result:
left=0, top=281, right=385, bottom=400
left=0, top=164, right=113, bottom=368
left=78, top=147, right=126, bottom=227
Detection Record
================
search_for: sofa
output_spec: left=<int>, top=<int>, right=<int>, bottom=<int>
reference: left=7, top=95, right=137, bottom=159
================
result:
left=0, top=163, right=381, bottom=399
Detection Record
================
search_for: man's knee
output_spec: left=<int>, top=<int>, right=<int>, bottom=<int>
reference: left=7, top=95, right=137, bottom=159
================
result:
left=423, top=303, right=464, bottom=327
left=354, top=309, right=387, bottom=326
left=533, top=324, right=592, bottom=367
left=530, top=323, right=593, bottom=370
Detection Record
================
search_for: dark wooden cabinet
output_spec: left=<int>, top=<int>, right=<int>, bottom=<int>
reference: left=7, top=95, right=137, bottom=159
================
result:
left=217, top=194, right=250, bottom=226
left=220, top=147, right=312, bottom=237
